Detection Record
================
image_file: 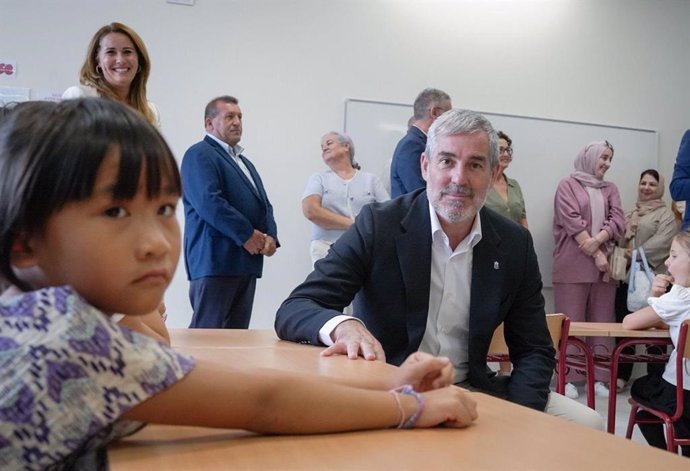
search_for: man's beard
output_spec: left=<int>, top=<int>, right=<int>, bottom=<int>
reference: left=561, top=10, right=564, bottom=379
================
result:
left=433, top=184, right=486, bottom=224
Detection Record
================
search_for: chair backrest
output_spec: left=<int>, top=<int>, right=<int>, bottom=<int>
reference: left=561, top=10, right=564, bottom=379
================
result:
left=682, top=320, right=690, bottom=360
left=671, top=320, right=690, bottom=422
left=488, top=313, right=568, bottom=355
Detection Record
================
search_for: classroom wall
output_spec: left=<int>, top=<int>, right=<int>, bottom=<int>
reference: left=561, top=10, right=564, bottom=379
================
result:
left=2, top=0, right=690, bottom=328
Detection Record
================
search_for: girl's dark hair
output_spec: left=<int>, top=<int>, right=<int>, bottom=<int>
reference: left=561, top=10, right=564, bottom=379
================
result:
left=0, top=97, right=180, bottom=290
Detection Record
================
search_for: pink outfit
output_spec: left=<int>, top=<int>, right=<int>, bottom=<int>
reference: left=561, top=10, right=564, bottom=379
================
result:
left=552, top=177, right=625, bottom=283
left=552, top=176, right=625, bottom=382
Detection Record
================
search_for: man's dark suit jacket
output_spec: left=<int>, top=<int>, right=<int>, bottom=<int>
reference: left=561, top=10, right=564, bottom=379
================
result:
left=181, top=136, right=278, bottom=280
left=275, top=189, right=555, bottom=411
left=390, top=126, right=427, bottom=197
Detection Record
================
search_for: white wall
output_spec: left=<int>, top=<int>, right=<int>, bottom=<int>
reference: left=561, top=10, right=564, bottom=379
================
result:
left=2, top=0, right=690, bottom=328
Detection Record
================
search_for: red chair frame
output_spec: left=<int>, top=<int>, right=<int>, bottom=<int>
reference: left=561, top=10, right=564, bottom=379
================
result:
left=625, top=320, right=690, bottom=454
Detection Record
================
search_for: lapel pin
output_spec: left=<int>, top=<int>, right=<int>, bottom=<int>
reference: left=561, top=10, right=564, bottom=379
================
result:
left=494, top=261, right=499, bottom=270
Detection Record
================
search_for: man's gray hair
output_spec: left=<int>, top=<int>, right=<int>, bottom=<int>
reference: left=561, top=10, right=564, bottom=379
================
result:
left=424, top=109, right=499, bottom=170
left=413, top=88, right=451, bottom=120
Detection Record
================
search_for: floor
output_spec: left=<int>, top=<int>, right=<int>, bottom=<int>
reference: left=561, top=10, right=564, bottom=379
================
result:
left=563, top=381, right=646, bottom=443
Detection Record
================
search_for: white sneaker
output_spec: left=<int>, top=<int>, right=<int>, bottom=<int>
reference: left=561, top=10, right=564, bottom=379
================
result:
left=595, top=381, right=609, bottom=398
left=565, top=382, right=579, bottom=399
left=616, top=378, right=627, bottom=393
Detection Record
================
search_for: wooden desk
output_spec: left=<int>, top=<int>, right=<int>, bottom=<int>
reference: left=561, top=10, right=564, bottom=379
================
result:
left=108, top=329, right=688, bottom=469
left=569, top=322, right=671, bottom=338
left=566, top=322, right=671, bottom=433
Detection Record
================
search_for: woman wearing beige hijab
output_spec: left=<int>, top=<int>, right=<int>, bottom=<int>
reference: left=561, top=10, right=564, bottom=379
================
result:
left=614, top=169, right=677, bottom=390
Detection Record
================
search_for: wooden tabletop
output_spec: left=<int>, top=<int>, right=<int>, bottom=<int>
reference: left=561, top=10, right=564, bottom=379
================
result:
left=569, top=322, right=671, bottom=338
left=108, top=329, right=688, bottom=470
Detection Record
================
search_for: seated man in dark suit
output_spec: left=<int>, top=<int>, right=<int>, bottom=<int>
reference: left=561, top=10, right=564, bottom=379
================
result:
left=276, top=108, right=602, bottom=428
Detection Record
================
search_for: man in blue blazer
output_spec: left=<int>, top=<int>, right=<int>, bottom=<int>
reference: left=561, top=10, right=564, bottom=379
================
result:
left=276, top=109, right=601, bottom=427
left=182, top=95, right=278, bottom=329
left=390, top=88, right=452, bottom=197
left=670, top=129, right=690, bottom=229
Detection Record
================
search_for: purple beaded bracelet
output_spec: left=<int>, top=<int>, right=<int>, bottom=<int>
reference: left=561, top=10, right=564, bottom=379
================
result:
left=390, top=384, right=426, bottom=429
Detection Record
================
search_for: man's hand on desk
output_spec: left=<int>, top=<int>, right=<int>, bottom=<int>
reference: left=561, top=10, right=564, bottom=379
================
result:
left=322, top=319, right=385, bottom=361
left=392, top=352, right=454, bottom=392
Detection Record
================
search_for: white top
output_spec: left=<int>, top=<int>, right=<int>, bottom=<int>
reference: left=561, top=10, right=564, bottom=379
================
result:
left=418, top=201, right=482, bottom=383
left=647, top=284, right=690, bottom=389
left=62, top=84, right=161, bottom=129
left=302, top=169, right=389, bottom=242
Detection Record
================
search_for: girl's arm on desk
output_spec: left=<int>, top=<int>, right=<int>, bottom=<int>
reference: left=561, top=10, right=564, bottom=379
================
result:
left=622, top=306, right=667, bottom=330
left=330, top=351, right=455, bottom=392
left=121, top=359, right=477, bottom=434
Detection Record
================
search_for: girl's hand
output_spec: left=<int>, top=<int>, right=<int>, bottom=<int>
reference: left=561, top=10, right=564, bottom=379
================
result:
left=392, top=352, right=454, bottom=392
left=651, top=274, right=673, bottom=297
left=415, top=387, right=478, bottom=428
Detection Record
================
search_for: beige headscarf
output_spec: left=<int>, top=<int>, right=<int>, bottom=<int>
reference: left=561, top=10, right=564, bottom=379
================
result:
left=624, top=171, right=667, bottom=240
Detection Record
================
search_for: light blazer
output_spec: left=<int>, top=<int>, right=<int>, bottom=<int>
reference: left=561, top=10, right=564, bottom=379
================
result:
left=276, top=189, right=555, bottom=411
left=181, top=136, right=278, bottom=280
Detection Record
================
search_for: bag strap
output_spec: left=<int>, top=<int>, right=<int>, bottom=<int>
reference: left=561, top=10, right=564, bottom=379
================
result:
left=628, top=249, right=638, bottom=288
left=637, top=247, right=654, bottom=281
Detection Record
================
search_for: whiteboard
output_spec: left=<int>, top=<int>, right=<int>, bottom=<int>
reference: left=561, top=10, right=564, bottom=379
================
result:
left=343, top=98, right=658, bottom=287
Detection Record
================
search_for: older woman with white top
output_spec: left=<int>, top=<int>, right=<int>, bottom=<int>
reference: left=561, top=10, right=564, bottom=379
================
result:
left=302, top=132, right=390, bottom=266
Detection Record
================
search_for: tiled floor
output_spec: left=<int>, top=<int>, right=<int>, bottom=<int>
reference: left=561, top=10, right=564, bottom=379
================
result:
left=563, top=382, right=647, bottom=443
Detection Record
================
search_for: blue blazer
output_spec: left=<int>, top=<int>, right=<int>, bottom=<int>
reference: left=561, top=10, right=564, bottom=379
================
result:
left=181, top=136, right=278, bottom=280
left=275, top=189, right=554, bottom=411
left=670, top=129, right=690, bottom=229
left=390, top=126, right=427, bottom=198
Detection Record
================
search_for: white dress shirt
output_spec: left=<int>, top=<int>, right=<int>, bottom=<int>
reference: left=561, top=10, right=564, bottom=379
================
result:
left=318, top=200, right=483, bottom=380
left=205, top=133, right=258, bottom=191
left=418, top=201, right=482, bottom=383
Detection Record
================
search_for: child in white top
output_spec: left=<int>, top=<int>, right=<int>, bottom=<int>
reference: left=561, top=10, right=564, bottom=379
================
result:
left=623, top=230, right=690, bottom=455
left=0, top=98, right=477, bottom=470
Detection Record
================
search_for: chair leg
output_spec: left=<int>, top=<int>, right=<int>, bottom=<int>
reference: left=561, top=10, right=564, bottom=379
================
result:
left=626, top=404, right=639, bottom=439
left=664, top=420, right=677, bottom=453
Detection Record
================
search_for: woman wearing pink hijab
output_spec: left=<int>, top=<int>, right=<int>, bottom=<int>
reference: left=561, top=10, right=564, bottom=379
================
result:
left=552, top=141, right=626, bottom=400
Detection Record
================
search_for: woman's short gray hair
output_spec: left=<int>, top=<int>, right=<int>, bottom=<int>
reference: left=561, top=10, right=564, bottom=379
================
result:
left=326, top=131, right=360, bottom=169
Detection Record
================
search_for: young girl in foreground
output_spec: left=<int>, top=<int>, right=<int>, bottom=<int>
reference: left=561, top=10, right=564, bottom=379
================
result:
left=0, top=99, right=477, bottom=469
left=623, top=229, right=690, bottom=455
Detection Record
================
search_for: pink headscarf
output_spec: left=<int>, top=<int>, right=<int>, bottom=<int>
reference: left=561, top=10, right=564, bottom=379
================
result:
left=570, top=141, right=613, bottom=189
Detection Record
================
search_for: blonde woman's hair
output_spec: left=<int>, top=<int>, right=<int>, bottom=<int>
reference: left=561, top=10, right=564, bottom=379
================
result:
left=674, top=228, right=690, bottom=257
left=78, top=22, right=154, bottom=125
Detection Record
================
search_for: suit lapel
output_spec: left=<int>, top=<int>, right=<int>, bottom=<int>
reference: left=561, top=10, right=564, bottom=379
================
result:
left=204, top=136, right=262, bottom=201
left=468, top=209, right=505, bottom=384
left=238, top=155, right=264, bottom=201
left=397, top=193, right=432, bottom=349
